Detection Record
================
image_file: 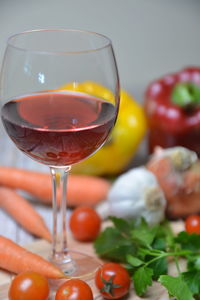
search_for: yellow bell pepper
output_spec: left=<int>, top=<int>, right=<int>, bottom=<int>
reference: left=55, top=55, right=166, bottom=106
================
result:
left=58, top=81, right=147, bottom=176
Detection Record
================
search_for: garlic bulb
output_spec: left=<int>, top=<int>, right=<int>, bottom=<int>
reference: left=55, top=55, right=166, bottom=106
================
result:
left=96, top=167, right=166, bottom=225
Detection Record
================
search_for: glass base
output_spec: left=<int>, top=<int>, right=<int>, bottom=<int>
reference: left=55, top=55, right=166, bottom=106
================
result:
left=48, top=250, right=101, bottom=299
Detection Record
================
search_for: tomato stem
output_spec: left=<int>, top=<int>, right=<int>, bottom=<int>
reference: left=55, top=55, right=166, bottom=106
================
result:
left=100, top=274, right=122, bottom=296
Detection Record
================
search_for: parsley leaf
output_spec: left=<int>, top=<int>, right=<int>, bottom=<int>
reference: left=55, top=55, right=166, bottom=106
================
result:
left=131, top=219, right=158, bottom=247
left=152, top=237, right=166, bottom=251
left=175, top=231, right=200, bottom=251
left=182, top=270, right=200, bottom=295
left=94, top=226, right=135, bottom=262
left=187, top=255, right=200, bottom=272
left=159, top=275, right=195, bottom=300
left=132, top=266, right=153, bottom=296
left=109, top=216, right=132, bottom=236
left=126, top=254, right=144, bottom=267
left=148, top=256, right=168, bottom=280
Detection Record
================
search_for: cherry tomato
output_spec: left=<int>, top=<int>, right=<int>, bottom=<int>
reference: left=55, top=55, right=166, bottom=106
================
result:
left=55, top=278, right=93, bottom=300
left=185, top=214, right=200, bottom=234
left=69, top=206, right=101, bottom=241
left=8, top=271, right=49, bottom=300
left=95, top=263, right=131, bottom=299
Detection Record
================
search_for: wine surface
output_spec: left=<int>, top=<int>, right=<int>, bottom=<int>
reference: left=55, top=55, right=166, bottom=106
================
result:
left=1, top=92, right=116, bottom=166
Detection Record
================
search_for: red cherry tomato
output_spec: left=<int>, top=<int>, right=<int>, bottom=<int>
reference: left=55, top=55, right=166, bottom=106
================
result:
left=69, top=206, right=101, bottom=241
left=55, top=278, right=93, bottom=300
left=8, top=271, right=49, bottom=300
left=95, top=263, right=131, bottom=299
left=185, top=215, right=200, bottom=234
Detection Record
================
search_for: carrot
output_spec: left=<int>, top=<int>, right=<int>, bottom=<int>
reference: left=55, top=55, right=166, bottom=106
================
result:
left=0, top=235, right=65, bottom=278
left=0, top=166, right=110, bottom=207
left=0, top=187, right=51, bottom=241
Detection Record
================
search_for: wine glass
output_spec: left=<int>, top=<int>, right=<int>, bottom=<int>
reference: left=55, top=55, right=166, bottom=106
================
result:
left=0, top=29, right=120, bottom=288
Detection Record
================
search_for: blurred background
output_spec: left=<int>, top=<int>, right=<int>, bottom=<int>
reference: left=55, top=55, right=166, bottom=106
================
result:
left=0, top=0, right=200, bottom=101
left=0, top=0, right=200, bottom=171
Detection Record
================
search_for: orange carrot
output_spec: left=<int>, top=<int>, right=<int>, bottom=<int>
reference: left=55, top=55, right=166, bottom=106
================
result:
left=0, top=235, right=65, bottom=278
left=0, top=166, right=110, bottom=207
left=0, top=187, right=51, bottom=241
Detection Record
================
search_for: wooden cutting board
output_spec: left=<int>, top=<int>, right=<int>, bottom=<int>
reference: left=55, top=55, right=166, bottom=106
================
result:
left=0, top=221, right=185, bottom=300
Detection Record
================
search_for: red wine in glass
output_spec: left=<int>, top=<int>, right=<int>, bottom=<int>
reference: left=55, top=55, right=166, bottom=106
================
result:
left=1, top=91, right=116, bottom=166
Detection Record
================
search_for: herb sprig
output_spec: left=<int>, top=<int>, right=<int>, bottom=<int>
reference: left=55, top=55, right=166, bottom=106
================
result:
left=94, top=217, right=200, bottom=299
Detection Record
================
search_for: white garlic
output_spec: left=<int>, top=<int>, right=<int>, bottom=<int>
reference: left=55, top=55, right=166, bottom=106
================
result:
left=96, top=167, right=166, bottom=225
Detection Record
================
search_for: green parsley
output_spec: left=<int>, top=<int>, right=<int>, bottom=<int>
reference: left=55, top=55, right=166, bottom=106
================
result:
left=94, top=217, right=200, bottom=299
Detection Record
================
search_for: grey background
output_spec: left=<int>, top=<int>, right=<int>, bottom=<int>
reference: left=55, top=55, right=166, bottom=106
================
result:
left=0, top=0, right=200, bottom=102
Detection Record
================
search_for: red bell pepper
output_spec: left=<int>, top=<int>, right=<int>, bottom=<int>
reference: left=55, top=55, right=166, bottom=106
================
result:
left=144, top=67, right=200, bottom=156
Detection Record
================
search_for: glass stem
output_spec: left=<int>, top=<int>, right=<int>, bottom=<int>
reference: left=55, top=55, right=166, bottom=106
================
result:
left=50, top=166, right=71, bottom=263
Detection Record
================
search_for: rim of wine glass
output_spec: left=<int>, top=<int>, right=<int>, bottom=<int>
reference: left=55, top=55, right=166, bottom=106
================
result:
left=6, top=28, right=113, bottom=55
